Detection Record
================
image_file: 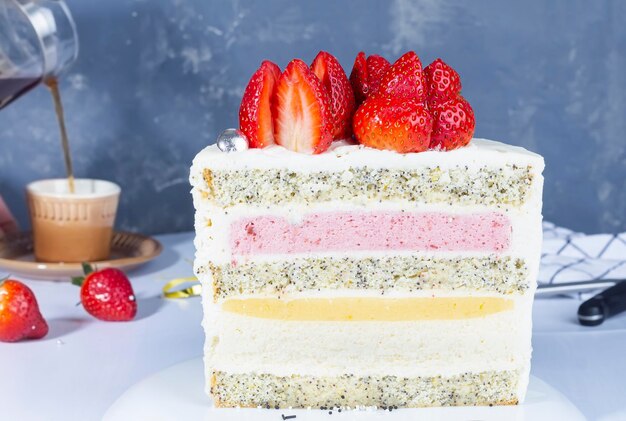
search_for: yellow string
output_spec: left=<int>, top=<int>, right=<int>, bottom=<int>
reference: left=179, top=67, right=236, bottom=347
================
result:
left=162, top=277, right=202, bottom=299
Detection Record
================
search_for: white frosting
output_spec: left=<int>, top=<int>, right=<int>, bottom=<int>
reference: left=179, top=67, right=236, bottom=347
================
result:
left=190, top=138, right=544, bottom=172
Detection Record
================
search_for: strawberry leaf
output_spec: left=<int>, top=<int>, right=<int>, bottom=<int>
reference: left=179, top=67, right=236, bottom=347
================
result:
left=71, top=276, right=85, bottom=287
left=82, top=262, right=94, bottom=276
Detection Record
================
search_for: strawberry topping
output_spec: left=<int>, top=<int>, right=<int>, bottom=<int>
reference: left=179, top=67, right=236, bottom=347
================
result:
left=429, top=95, right=475, bottom=150
left=236, top=51, right=475, bottom=154
left=349, top=52, right=368, bottom=106
left=424, top=58, right=462, bottom=107
left=239, top=60, right=281, bottom=148
left=272, top=59, right=333, bottom=154
left=353, top=96, right=432, bottom=153
left=377, top=51, right=427, bottom=102
left=366, top=55, right=391, bottom=99
left=311, top=51, right=355, bottom=140
left=349, top=52, right=391, bottom=106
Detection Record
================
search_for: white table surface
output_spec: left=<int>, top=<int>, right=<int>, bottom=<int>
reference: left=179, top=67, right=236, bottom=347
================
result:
left=1, top=232, right=625, bottom=421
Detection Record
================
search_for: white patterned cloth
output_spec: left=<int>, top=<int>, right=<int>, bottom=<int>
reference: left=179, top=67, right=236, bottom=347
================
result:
left=540, top=221, right=626, bottom=286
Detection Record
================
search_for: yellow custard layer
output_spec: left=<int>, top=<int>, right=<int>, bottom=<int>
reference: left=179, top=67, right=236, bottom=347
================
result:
left=222, top=297, right=514, bottom=321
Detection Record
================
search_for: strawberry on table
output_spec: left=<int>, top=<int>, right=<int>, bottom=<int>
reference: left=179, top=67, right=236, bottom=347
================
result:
left=429, top=95, right=475, bottom=150
left=353, top=95, right=432, bottom=153
left=239, top=60, right=281, bottom=148
left=72, top=264, right=137, bottom=322
left=424, top=58, right=462, bottom=107
left=272, top=59, right=333, bottom=154
left=311, top=51, right=355, bottom=139
left=0, top=278, right=48, bottom=342
left=349, top=52, right=390, bottom=106
left=377, top=51, right=427, bottom=103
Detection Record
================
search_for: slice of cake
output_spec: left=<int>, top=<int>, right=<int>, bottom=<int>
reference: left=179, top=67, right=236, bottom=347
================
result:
left=190, top=51, right=544, bottom=409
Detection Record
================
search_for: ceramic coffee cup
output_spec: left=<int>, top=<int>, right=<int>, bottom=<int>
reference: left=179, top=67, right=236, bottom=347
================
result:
left=26, top=179, right=120, bottom=263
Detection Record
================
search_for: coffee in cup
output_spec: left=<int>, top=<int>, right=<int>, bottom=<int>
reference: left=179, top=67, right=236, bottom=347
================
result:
left=26, top=178, right=120, bottom=262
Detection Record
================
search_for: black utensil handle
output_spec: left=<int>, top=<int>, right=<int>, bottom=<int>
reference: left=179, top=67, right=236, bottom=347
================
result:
left=578, top=280, right=626, bottom=326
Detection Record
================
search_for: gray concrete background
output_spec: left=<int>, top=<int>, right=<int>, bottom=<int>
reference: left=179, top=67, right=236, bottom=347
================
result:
left=0, top=0, right=624, bottom=234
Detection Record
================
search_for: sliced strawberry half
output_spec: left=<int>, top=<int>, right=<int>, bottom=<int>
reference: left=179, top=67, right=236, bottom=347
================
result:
left=430, top=95, right=475, bottom=150
left=238, top=60, right=281, bottom=148
left=349, top=52, right=368, bottom=105
left=377, top=51, right=427, bottom=102
left=353, top=95, right=432, bottom=153
left=272, top=59, right=333, bottom=154
left=349, top=52, right=390, bottom=106
left=424, top=58, right=462, bottom=107
left=311, top=51, right=355, bottom=139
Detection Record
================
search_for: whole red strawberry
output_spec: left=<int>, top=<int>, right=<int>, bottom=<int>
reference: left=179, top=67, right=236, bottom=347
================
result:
left=0, top=278, right=48, bottom=342
left=72, top=264, right=137, bottom=322
left=424, top=58, right=461, bottom=107
left=311, top=51, right=355, bottom=139
left=377, top=51, right=427, bottom=102
left=430, top=95, right=475, bottom=150
left=353, top=95, right=432, bottom=153
left=239, top=60, right=281, bottom=148
left=272, top=59, right=334, bottom=154
left=349, top=52, right=391, bottom=106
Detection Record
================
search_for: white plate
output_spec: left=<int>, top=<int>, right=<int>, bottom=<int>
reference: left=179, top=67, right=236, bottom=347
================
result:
left=104, top=358, right=585, bottom=421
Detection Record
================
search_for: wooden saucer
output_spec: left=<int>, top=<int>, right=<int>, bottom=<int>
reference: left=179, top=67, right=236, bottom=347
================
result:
left=0, top=231, right=162, bottom=281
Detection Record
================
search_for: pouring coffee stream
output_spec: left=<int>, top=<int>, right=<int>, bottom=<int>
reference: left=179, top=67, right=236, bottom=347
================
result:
left=45, top=77, right=75, bottom=193
left=0, top=0, right=78, bottom=193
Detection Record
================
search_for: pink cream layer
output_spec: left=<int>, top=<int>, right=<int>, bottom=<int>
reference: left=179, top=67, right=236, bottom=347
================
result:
left=230, top=211, right=511, bottom=256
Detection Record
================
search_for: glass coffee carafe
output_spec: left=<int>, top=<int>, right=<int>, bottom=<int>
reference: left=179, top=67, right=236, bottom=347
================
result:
left=0, top=0, right=78, bottom=109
